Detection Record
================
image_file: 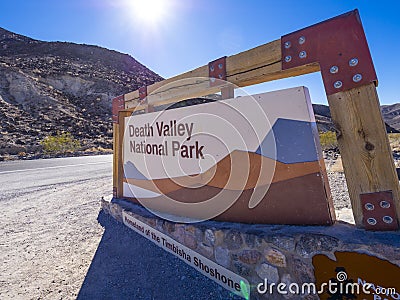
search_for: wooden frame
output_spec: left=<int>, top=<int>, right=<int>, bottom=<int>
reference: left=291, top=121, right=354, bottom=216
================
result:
left=113, top=10, right=400, bottom=230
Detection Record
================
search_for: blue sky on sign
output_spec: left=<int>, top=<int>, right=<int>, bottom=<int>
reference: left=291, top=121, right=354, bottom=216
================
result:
left=1, top=0, right=399, bottom=105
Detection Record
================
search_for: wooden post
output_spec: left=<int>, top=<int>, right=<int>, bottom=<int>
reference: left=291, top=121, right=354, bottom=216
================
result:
left=114, top=110, right=132, bottom=198
left=328, top=83, right=400, bottom=226
left=221, top=86, right=234, bottom=99
left=112, top=122, right=119, bottom=197
left=145, top=104, right=154, bottom=113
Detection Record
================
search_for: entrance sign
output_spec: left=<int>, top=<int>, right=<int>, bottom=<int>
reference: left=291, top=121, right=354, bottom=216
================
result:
left=113, top=10, right=400, bottom=229
left=122, top=87, right=334, bottom=224
left=122, top=211, right=250, bottom=299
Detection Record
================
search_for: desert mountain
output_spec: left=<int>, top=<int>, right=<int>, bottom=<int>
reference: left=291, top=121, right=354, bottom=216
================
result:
left=0, top=27, right=163, bottom=156
left=381, top=104, right=400, bottom=131
left=313, top=104, right=400, bottom=133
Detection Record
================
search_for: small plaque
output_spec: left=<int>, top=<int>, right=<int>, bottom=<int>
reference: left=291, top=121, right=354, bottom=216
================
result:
left=361, top=191, right=399, bottom=231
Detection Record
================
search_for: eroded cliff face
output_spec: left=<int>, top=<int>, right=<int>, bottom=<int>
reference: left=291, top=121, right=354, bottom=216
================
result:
left=0, top=27, right=163, bottom=155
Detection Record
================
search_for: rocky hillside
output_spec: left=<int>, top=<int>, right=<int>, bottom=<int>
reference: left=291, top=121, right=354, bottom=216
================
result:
left=381, top=103, right=400, bottom=131
left=313, top=104, right=400, bottom=133
left=0, top=27, right=163, bottom=156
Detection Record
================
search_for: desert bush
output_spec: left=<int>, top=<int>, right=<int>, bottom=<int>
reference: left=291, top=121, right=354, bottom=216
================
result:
left=319, top=131, right=338, bottom=150
left=388, top=133, right=400, bottom=152
left=17, top=151, right=26, bottom=157
left=40, top=132, right=81, bottom=154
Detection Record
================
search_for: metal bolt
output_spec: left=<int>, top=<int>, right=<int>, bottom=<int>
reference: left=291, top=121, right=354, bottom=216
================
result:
left=330, top=66, right=339, bottom=74
left=334, top=81, right=343, bottom=89
left=299, top=51, right=307, bottom=59
left=365, top=203, right=375, bottom=211
left=380, top=200, right=391, bottom=208
left=367, top=218, right=377, bottom=225
left=353, top=73, right=362, bottom=82
left=210, top=65, right=214, bottom=72
left=299, top=36, right=306, bottom=44
left=383, top=216, right=393, bottom=224
left=285, top=55, right=292, bottom=63
left=284, top=41, right=291, bottom=49
left=218, top=63, right=223, bottom=69
left=349, top=58, right=359, bottom=67
left=210, top=77, right=216, bottom=83
left=218, top=74, right=223, bottom=79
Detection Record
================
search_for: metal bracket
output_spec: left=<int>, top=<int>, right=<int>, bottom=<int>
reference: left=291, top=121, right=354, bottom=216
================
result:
left=360, top=191, right=399, bottom=231
left=281, top=9, right=377, bottom=96
left=208, top=56, right=227, bottom=87
left=139, top=86, right=147, bottom=104
left=112, top=95, right=124, bottom=124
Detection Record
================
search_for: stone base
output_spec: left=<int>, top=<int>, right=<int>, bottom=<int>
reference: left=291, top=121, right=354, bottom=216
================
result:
left=101, top=197, right=400, bottom=300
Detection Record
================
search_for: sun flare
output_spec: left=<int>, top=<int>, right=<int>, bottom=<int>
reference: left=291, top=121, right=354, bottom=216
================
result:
left=129, top=0, right=170, bottom=26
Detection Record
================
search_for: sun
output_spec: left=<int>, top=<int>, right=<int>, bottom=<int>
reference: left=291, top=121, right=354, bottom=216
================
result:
left=129, top=0, right=170, bottom=26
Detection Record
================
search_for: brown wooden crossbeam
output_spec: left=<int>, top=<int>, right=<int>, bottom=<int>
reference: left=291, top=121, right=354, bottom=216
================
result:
left=112, top=9, right=400, bottom=230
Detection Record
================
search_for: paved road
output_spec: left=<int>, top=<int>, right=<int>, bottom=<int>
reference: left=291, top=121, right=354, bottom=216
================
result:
left=0, top=155, right=113, bottom=195
left=0, top=155, right=242, bottom=300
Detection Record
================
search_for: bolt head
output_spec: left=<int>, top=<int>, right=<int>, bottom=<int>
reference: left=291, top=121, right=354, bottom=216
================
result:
left=365, top=203, right=375, bottom=211
left=210, top=77, right=216, bottom=83
left=367, top=218, right=377, bottom=225
left=299, top=51, right=307, bottom=59
left=334, top=81, right=343, bottom=89
left=218, top=63, right=223, bottom=69
left=383, top=216, right=393, bottom=224
left=353, top=73, right=362, bottom=83
left=284, top=55, right=292, bottom=63
left=349, top=58, right=359, bottom=67
left=299, top=36, right=306, bottom=44
left=330, top=66, right=339, bottom=74
left=210, top=65, right=214, bottom=72
left=380, top=200, right=391, bottom=208
left=284, top=41, right=291, bottom=49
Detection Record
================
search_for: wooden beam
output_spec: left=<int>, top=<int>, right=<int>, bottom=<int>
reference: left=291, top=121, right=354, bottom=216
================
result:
left=328, top=83, right=400, bottom=227
left=125, top=39, right=319, bottom=109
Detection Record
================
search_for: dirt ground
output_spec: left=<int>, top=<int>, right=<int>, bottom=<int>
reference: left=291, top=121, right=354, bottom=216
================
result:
left=0, top=177, right=109, bottom=299
left=0, top=157, right=352, bottom=300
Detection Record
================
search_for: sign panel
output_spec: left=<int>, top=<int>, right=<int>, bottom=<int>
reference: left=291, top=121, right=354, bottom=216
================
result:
left=122, top=87, right=334, bottom=224
left=122, top=211, right=250, bottom=299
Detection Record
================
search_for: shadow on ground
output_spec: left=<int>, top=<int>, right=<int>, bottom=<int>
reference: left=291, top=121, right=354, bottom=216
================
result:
left=77, top=211, right=243, bottom=300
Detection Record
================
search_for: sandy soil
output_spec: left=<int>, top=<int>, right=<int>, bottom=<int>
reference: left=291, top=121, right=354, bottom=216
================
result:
left=0, top=157, right=352, bottom=299
left=0, top=177, right=110, bottom=299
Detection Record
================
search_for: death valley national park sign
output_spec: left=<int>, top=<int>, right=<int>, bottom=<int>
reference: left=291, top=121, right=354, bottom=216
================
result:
left=122, top=87, right=335, bottom=224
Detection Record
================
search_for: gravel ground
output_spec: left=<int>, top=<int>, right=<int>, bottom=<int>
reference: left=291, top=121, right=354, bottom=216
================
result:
left=0, top=157, right=353, bottom=299
left=327, top=171, right=350, bottom=210
left=0, top=164, right=242, bottom=300
left=0, top=178, right=109, bottom=299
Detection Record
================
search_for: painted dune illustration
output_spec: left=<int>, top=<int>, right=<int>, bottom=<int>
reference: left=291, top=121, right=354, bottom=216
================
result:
left=123, top=116, right=335, bottom=225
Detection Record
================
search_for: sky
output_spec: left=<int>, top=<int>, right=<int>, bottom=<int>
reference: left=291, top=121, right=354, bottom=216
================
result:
left=0, top=0, right=400, bottom=105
